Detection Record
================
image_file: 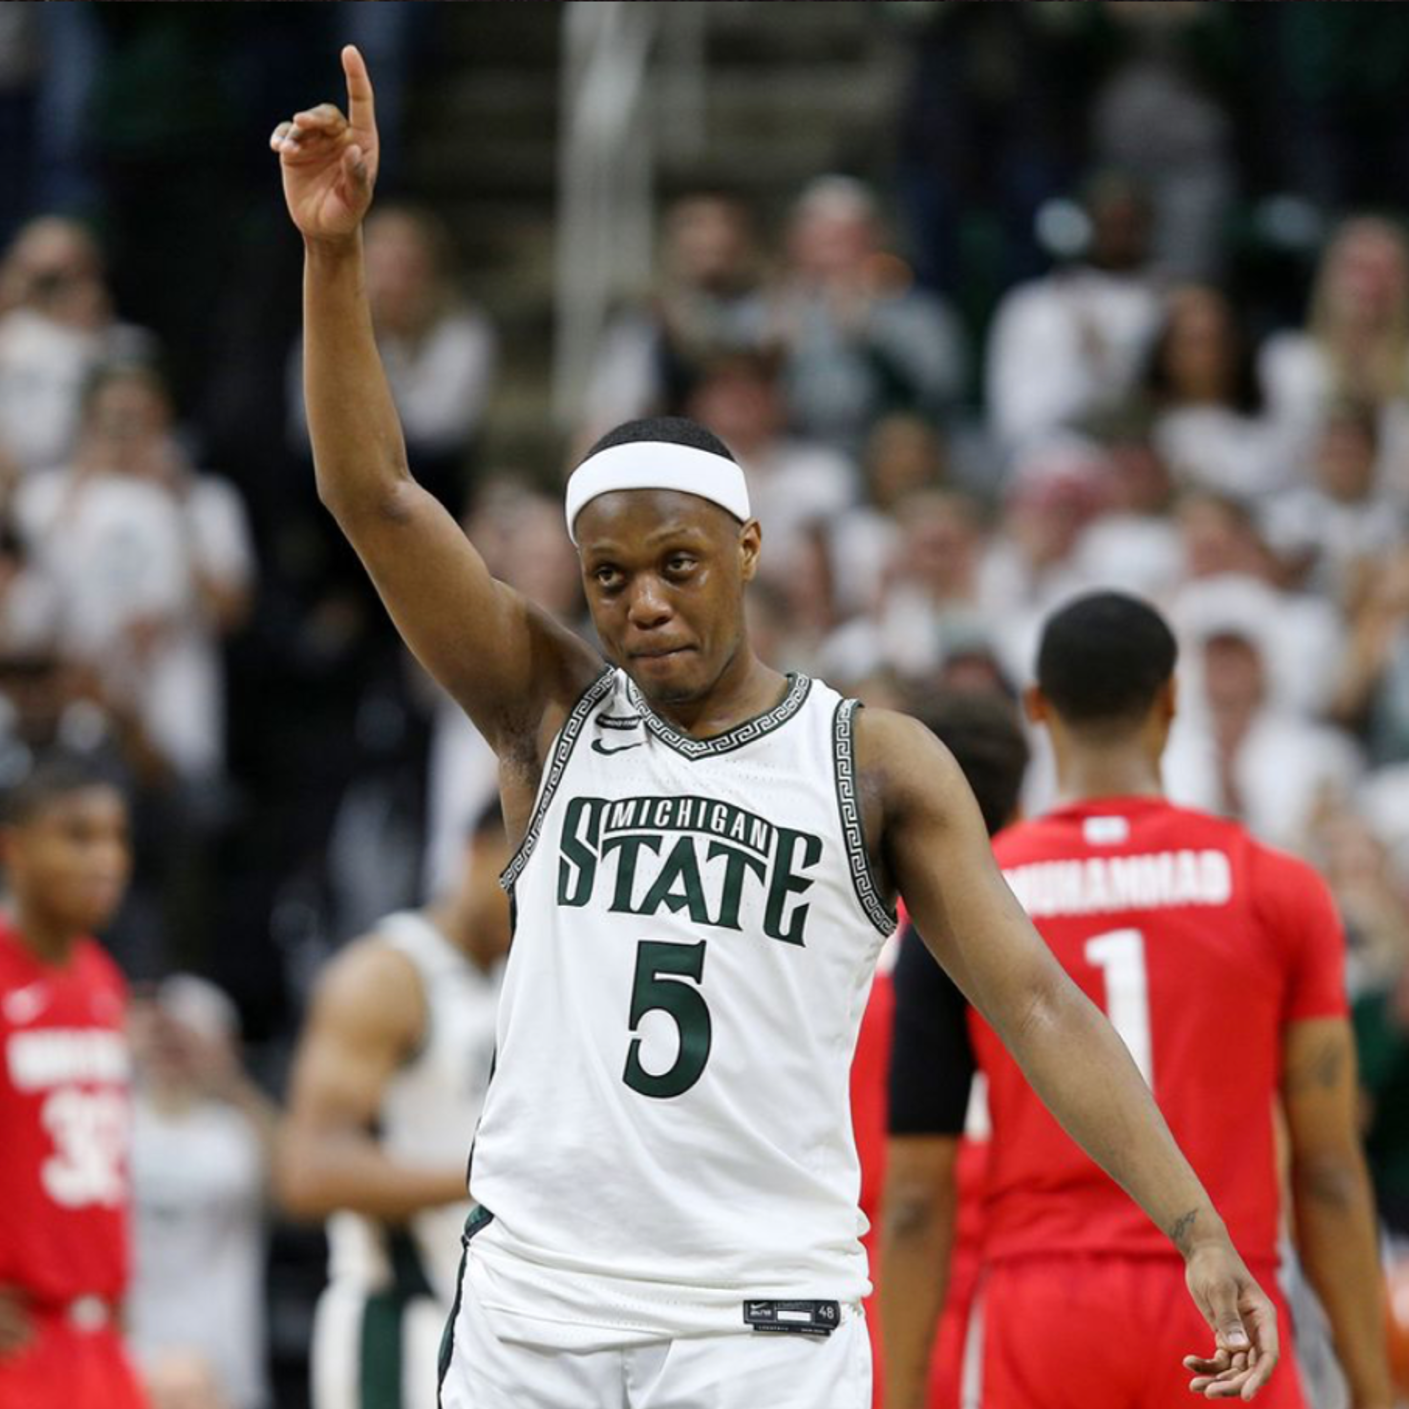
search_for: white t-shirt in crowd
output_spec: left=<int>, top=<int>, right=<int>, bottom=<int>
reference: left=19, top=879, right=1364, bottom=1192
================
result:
left=1154, top=404, right=1299, bottom=501
left=129, top=1096, right=269, bottom=1409
left=986, top=266, right=1162, bottom=454
left=288, top=307, right=497, bottom=454
left=1162, top=707, right=1364, bottom=854
left=14, top=466, right=255, bottom=778
left=0, top=310, right=156, bottom=473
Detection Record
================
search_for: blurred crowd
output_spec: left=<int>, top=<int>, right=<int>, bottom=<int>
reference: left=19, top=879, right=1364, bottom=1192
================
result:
left=0, top=3, right=1407, bottom=1406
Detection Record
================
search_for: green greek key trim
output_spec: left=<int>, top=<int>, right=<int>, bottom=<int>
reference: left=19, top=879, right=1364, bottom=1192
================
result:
left=500, top=668, right=615, bottom=892
left=625, top=673, right=812, bottom=760
left=833, top=698, right=897, bottom=937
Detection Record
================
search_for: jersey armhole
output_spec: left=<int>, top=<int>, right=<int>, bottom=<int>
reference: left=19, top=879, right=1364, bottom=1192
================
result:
left=833, top=697, right=898, bottom=937
left=499, top=667, right=615, bottom=893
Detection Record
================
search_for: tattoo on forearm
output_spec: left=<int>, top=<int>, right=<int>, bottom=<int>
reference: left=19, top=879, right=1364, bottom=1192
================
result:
left=1288, top=1039, right=1346, bottom=1094
left=1169, top=1208, right=1199, bottom=1254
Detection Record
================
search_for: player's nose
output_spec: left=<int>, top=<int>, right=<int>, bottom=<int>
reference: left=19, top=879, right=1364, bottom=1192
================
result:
left=626, top=575, right=673, bottom=629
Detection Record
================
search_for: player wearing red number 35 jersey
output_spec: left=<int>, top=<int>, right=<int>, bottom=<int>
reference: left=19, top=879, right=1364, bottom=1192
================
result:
left=0, top=755, right=145, bottom=1409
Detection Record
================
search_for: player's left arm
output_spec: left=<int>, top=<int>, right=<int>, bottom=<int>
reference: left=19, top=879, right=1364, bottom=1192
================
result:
left=1283, top=1017, right=1392, bottom=1409
left=1266, top=849, right=1393, bottom=1409
left=861, top=708, right=1279, bottom=1400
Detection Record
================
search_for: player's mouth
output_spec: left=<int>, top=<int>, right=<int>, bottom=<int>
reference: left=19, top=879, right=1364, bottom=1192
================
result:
left=630, top=645, right=695, bottom=663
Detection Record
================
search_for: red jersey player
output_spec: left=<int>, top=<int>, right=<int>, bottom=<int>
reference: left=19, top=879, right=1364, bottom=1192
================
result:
left=0, top=753, right=144, bottom=1409
left=876, top=694, right=1029, bottom=1409
left=884, top=593, right=1392, bottom=1409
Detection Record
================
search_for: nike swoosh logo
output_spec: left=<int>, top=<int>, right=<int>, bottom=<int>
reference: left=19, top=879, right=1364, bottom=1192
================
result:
left=592, top=740, right=644, bottom=755
left=4, top=982, right=48, bottom=1024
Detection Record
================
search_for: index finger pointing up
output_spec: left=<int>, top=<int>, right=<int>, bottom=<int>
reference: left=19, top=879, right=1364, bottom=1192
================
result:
left=341, top=44, right=376, bottom=133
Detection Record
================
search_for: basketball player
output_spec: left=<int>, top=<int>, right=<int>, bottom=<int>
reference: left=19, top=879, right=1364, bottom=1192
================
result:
left=278, top=803, right=511, bottom=1409
left=882, top=593, right=1391, bottom=1409
left=0, top=753, right=144, bottom=1409
left=877, top=694, right=1029, bottom=1409
left=273, top=48, right=1283, bottom=1407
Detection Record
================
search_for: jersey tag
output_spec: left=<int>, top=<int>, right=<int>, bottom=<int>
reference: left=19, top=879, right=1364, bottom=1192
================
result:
left=742, top=1299, right=840, bottom=1337
left=1083, top=816, right=1130, bottom=846
left=597, top=714, right=642, bottom=732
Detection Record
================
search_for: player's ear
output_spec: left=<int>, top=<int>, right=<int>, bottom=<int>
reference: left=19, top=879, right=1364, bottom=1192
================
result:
left=738, top=519, right=761, bottom=584
left=1159, top=676, right=1178, bottom=724
left=1022, top=683, right=1047, bottom=725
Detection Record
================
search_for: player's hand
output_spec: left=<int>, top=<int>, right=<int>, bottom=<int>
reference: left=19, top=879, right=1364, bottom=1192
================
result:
left=270, top=45, right=378, bottom=242
left=1182, top=1242, right=1280, bottom=1400
left=0, top=1286, right=32, bottom=1359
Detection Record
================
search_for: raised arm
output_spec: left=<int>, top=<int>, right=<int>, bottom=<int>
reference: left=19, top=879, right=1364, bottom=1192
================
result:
left=861, top=708, right=1280, bottom=1401
left=271, top=48, right=600, bottom=756
left=276, top=938, right=469, bottom=1224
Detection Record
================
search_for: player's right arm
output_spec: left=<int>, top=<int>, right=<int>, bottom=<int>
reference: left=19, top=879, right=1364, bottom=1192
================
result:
left=275, top=937, right=468, bottom=1223
left=270, top=48, right=601, bottom=759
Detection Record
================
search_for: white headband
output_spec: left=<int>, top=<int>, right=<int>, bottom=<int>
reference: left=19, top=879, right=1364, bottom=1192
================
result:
left=565, top=441, right=751, bottom=544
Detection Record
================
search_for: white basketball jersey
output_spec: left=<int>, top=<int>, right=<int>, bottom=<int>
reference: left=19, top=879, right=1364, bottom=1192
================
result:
left=466, top=668, right=895, bottom=1348
left=326, top=910, right=502, bottom=1306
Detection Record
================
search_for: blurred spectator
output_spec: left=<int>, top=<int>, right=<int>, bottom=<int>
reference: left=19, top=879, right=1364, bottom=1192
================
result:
left=1164, top=592, right=1362, bottom=851
left=0, top=217, right=156, bottom=473
left=1307, top=798, right=1409, bottom=999
left=1090, top=3, right=1236, bottom=281
left=128, top=974, right=276, bottom=1409
left=1169, top=492, right=1341, bottom=718
left=422, top=480, right=585, bottom=896
left=1071, top=412, right=1184, bottom=600
left=15, top=363, right=254, bottom=785
left=684, top=350, right=855, bottom=593
left=771, top=175, right=964, bottom=455
left=1262, top=399, right=1404, bottom=606
left=821, top=490, right=989, bottom=686
left=1260, top=216, right=1409, bottom=487
left=288, top=206, right=496, bottom=510
left=585, top=192, right=770, bottom=435
left=1328, top=546, right=1409, bottom=767
left=0, top=513, right=60, bottom=660
left=986, top=172, right=1163, bottom=455
left=977, top=439, right=1111, bottom=675
left=830, top=412, right=948, bottom=617
left=1143, top=284, right=1293, bottom=500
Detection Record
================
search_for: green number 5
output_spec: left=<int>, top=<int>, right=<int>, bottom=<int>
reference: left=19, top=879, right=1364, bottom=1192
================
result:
left=623, top=940, right=712, bottom=1099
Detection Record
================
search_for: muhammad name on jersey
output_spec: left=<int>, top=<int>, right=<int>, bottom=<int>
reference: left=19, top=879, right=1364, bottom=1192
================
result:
left=1004, top=849, right=1232, bottom=919
left=558, top=794, right=823, bottom=944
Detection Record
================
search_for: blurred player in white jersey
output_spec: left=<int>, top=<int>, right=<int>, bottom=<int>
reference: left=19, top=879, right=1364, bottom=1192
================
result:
left=278, top=802, right=510, bottom=1409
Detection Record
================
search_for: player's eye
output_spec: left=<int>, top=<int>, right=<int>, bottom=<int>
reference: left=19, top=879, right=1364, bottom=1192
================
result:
left=666, top=555, right=696, bottom=576
left=594, top=565, right=623, bottom=589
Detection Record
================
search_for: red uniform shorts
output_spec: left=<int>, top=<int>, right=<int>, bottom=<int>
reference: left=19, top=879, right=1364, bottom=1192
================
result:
left=963, top=1256, right=1306, bottom=1409
left=0, top=1304, right=147, bottom=1409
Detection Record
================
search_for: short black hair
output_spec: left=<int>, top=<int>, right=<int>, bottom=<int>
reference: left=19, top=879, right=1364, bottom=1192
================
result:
left=580, top=416, right=737, bottom=468
left=914, top=691, right=1029, bottom=837
left=1, top=750, right=125, bottom=827
left=1036, top=592, right=1177, bottom=729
